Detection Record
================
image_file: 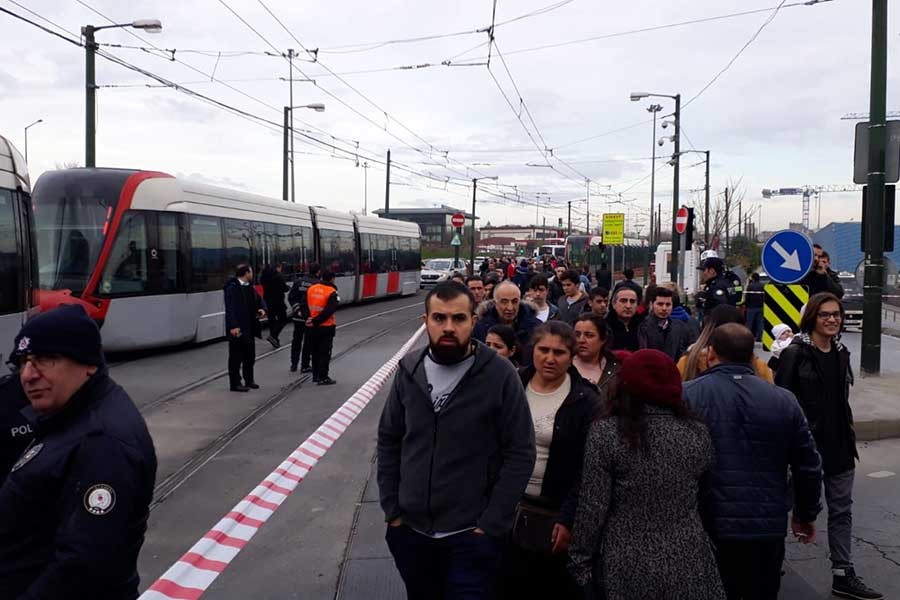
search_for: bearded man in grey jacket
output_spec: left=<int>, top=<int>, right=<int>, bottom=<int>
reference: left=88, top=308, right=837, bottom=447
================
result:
left=378, top=281, right=536, bottom=600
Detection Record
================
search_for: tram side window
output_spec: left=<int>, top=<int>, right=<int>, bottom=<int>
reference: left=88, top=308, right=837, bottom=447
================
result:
left=190, top=216, right=225, bottom=292
left=100, top=211, right=148, bottom=295
left=375, top=234, right=393, bottom=273
left=359, top=233, right=375, bottom=274
left=157, top=213, right=182, bottom=293
left=274, top=223, right=295, bottom=279
left=0, top=190, right=21, bottom=314
left=397, top=236, right=421, bottom=271
left=319, top=229, right=356, bottom=277
left=225, top=219, right=253, bottom=276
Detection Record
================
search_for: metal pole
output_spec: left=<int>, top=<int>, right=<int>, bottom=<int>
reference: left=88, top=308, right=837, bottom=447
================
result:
left=24, top=128, right=29, bottom=164
left=671, top=94, right=681, bottom=283
left=567, top=201, right=572, bottom=235
left=586, top=179, right=590, bottom=234
left=724, top=187, right=731, bottom=260
left=704, top=151, right=710, bottom=246
left=288, top=49, right=295, bottom=203
left=84, top=25, right=96, bottom=168
left=363, top=162, right=368, bottom=215
left=862, top=0, right=887, bottom=374
left=454, top=227, right=460, bottom=270
left=469, top=178, right=477, bottom=277
left=649, top=109, right=658, bottom=248
left=282, top=107, right=289, bottom=201
left=384, top=149, right=391, bottom=216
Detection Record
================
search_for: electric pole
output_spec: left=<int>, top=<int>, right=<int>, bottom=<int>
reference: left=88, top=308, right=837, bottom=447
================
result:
left=704, top=151, right=710, bottom=246
left=84, top=25, right=96, bottom=168
left=287, top=49, right=296, bottom=203
left=282, top=107, right=289, bottom=200
left=861, top=0, right=888, bottom=374
left=384, top=149, right=391, bottom=216
left=670, top=93, right=682, bottom=282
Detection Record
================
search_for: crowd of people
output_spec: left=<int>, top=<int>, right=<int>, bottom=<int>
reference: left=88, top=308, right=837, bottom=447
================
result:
left=378, top=243, right=879, bottom=600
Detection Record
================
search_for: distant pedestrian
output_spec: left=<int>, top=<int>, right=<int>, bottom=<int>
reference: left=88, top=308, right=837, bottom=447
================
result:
left=662, top=282, right=701, bottom=342
left=0, top=373, right=32, bottom=484
left=485, top=324, right=518, bottom=364
left=513, top=259, right=532, bottom=294
left=474, top=281, right=542, bottom=366
left=613, top=267, right=643, bottom=303
left=800, top=245, right=844, bottom=298
left=678, top=305, right=773, bottom=383
left=606, top=286, right=644, bottom=352
left=288, top=263, right=320, bottom=373
left=685, top=324, right=823, bottom=600
left=503, top=321, right=601, bottom=599
left=306, top=270, right=339, bottom=386
left=525, top=274, right=558, bottom=323
left=572, top=313, right=620, bottom=394
left=466, top=275, right=486, bottom=305
left=0, top=304, right=157, bottom=599
left=555, top=269, right=589, bottom=326
left=224, top=264, right=266, bottom=392
left=638, top=286, right=692, bottom=361
left=261, top=263, right=290, bottom=348
left=586, top=286, right=609, bottom=318
left=745, top=272, right=765, bottom=341
left=595, top=262, right=612, bottom=292
left=568, top=349, right=725, bottom=600
left=378, top=282, right=536, bottom=600
left=775, top=292, right=882, bottom=600
left=450, top=272, right=466, bottom=285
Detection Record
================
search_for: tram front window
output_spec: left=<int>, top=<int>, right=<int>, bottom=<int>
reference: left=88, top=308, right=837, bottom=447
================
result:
left=0, top=189, right=21, bottom=314
left=33, top=171, right=123, bottom=294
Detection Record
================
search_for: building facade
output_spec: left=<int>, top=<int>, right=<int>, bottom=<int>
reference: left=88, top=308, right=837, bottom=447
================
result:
left=371, top=205, right=476, bottom=246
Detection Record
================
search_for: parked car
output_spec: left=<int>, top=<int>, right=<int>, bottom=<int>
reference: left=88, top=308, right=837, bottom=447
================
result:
left=420, top=258, right=467, bottom=288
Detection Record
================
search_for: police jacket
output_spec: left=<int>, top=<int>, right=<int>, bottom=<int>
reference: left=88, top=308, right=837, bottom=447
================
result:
left=0, top=374, right=32, bottom=484
left=684, top=363, right=822, bottom=540
left=0, top=369, right=157, bottom=599
left=697, top=272, right=733, bottom=311
left=223, top=277, right=266, bottom=338
left=775, top=336, right=857, bottom=475
left=289, top=274, right=319, bottom=322
left=377, top=342, right=536, bottom=538
left=518, top=366, right=601, bottom=528
left=637, top=316, right=692, bottom=361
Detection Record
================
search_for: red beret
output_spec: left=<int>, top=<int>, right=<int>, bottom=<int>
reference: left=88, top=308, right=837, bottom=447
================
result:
left=618, top=349, right=682, bottom=406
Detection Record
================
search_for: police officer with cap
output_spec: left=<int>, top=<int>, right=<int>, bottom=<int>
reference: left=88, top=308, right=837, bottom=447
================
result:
left=696, top=255, right=736, bottom=317
left=0, top=304, right=157, bottom=599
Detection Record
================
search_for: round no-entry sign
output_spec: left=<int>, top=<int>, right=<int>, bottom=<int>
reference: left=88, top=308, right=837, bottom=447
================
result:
left=451, top=212, right=465, bottom=228
left=675, top=206, right=689, bottom=234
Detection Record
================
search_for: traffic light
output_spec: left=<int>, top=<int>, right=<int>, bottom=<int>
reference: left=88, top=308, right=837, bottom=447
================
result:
left=685, top=208, right=696, bottom=247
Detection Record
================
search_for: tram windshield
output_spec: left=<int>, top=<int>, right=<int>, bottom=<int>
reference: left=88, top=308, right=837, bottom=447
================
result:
left=33, top=170, right=128, bottom=294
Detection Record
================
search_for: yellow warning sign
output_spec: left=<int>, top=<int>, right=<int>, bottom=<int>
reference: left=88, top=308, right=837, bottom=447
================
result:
left=762, top=283, right=809, bottom=351
left=602, top=213, right=625, bottom=245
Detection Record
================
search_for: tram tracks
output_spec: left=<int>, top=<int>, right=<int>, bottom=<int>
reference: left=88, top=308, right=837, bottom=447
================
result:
left=149, top=309, right=423, bottom=512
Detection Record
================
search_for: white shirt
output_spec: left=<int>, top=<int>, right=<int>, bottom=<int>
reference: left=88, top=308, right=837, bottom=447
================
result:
left=525, top=374, right=571, bottom=497
left=535, top=306, right=551, bottom=323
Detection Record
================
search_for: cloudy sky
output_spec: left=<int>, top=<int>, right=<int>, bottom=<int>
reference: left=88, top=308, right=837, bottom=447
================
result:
left=1, top=0, right=897, bottom=236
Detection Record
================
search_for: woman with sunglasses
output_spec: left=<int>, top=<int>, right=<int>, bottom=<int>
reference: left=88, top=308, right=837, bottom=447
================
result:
left=775, top=292, right=882, bottom=600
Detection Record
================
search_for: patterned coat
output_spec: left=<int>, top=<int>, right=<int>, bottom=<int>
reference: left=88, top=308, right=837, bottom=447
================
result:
left=568, top=408, right=725, bottom=600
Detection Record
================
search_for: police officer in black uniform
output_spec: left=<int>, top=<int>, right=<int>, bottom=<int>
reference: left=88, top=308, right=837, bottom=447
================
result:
left=289, top=262, right=321, bottom=373
left=0, top=304, right=157, bottom=599
left=0, top=372, right=32, bottom=483
left=696, top=257, right=737, bottom=319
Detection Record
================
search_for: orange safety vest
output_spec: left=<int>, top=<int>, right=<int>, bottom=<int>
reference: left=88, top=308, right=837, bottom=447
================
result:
left=307, top=283, right=336, bottom=327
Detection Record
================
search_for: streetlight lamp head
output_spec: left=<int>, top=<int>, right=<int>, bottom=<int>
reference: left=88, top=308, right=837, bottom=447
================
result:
left=658, top=137, right=667, bottom=147
left=630, top=92, right=649, bottom=102
left=132, top=19, right=162, bottom=33
left=308, top=103, right=325, bottom=112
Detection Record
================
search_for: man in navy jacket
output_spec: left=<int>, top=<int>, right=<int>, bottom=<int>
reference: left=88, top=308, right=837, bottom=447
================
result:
left=684, top=323, right=823, bottom=600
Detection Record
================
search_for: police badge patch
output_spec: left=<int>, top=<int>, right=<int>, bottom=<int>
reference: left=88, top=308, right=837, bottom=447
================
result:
left=17, top=336, right=30, bottom=352
left=84, top=484, right=116, bottom=515
left=11, top=442, right=43, bottom=472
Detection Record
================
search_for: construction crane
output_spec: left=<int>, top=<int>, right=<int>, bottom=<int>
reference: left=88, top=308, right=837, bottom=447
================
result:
left=761, top=185, right=863, bottom=230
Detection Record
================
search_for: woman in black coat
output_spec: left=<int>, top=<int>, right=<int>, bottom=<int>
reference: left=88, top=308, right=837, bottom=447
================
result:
left=775, top=292, right=881, bottom=598
left=501, top=321, right=601, bottom=599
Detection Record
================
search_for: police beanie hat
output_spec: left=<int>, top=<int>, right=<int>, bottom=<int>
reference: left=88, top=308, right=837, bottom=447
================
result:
left=618, top=349, right=682, bottom=408
left=11, top=304, right=105, bottom=367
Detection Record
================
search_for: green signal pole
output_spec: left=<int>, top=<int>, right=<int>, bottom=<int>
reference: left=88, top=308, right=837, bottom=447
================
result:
left=861, top=0, right=887, bottom=375
left=83, top=25, right=96, bottom=168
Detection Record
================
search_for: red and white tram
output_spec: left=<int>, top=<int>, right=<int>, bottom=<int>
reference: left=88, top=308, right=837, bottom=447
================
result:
left=32, top=168, right=421, bottom=351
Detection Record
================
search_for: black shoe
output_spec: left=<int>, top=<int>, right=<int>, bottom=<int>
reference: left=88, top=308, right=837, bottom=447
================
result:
left=230, top=385, right=250, bottom=392
left=317, top=377, right=337, bottom=386
left=290, top=364, right=298, bottom=372
left=300, top=367, right=312, bottom=374
left=832, top=568, right=883, bottom=600
left=246, top=382, right=260, bottom=390
left=266, top=335, right=280, bottom=349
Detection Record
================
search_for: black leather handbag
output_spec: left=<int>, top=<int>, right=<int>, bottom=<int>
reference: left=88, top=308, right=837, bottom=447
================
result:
left=511, top=499, right=559, bottom=554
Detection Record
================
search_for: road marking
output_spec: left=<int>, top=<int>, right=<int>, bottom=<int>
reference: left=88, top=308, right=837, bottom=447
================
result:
left=867, top=471, right=896, bottom=479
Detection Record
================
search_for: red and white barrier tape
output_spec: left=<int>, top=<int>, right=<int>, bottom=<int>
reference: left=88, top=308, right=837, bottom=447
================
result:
left=140, top=324, right=426, bottom=600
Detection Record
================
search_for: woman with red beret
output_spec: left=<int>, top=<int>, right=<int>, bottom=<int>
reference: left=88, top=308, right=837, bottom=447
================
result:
left=567, top=350, right=725, bottom=600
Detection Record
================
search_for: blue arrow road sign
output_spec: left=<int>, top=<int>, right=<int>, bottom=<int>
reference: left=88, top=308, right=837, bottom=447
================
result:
left=761, top=229, right=815, bottom=284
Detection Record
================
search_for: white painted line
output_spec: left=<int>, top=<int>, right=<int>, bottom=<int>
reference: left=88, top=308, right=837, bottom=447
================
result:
left=866, top=470, right=896, bottom=479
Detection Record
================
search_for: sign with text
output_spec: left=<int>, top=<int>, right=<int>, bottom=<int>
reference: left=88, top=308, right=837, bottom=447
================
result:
left=602, top=213, right=625, bottom=245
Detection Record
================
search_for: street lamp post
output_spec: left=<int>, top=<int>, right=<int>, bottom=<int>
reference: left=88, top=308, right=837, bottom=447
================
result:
left=645, top=103, right=662, bottom=285
left=24, top=119, right=43, bottom=164
left=470, top=176, right=498, bottom=275
left=282, top=103, right=325, bottom=202
left=83, top=19, right=162, bottom=168
left=631, top=91, right=681, bottom=286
